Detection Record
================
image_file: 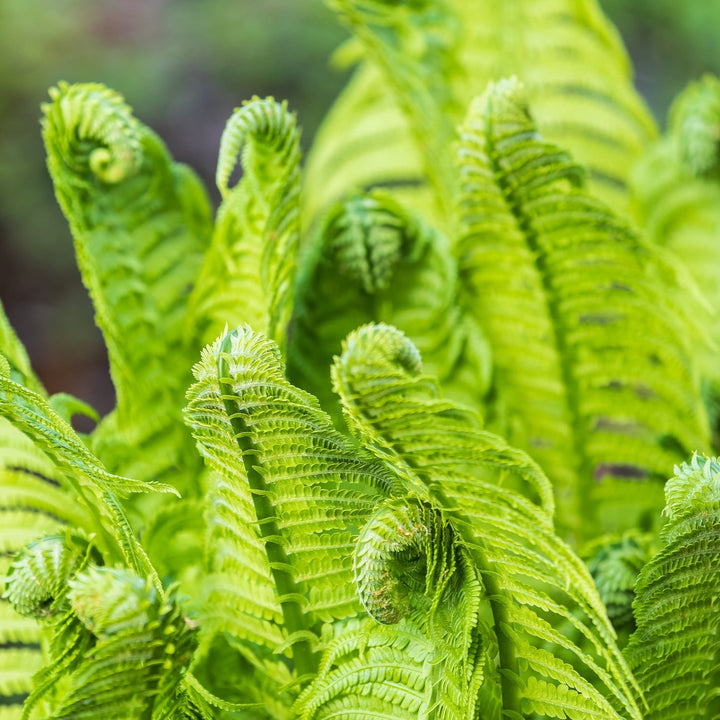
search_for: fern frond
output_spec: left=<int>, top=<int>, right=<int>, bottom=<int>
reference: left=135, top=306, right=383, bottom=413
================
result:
left=184, top=327, right=398, bottom=688
left=631, top=74, right=720, bottom=393
left=189, top=97, right=302, bottom=350
left=41, top=565, right=199, bottom=719
left=288, top=192, right=490, bottom=420
left=625, top=454, right=720, bottom=718
left=0, top=373, right=167, bottom=583
left=42, top=82, right=212, bottom=521
left=306, top=0, right=656, bottom=230
left=0, top=301, right=43, bottom=396
left=330, top=323, right=643, bottom=719
left=42, top=81, right=211, bottom=418
left=455, top=77, right=708, bottom=542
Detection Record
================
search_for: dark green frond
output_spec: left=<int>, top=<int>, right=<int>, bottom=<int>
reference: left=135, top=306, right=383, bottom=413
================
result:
left=625, top=454, right=720, bottom=718
left=330, top=323, right=643, bottom=719
left=455, top=77, right=708, bottom=542
left=189, top=97, right=302, bottom=350
left=289, top=192, right=490, bottom=421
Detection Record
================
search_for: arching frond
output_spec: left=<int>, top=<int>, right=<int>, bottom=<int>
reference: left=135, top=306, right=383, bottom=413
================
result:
left=625, top=454, right=720, bottom=718
left=305, top=0, right=656, bottom=230
left=455, top=77, right=708, bottom=542
left=42, top=81, right=212, bottom=420
left=189, top=97, right=302, bottom=351
left=184, top=327, right=399, bottom=691
left=288, top=192, right=490, bottom=420
left=328, top=323, right=643, bottom=719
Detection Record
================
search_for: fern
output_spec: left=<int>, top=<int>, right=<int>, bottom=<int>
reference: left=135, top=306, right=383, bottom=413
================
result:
left=305, top=0, right=656, bottom=229
left=288, top=191, right=490, bottom=420
left=1, top=1, right=719, bottom=717
left=454, top=77, right=708, bottom=543
left=625, top=454, right=720, bottom=718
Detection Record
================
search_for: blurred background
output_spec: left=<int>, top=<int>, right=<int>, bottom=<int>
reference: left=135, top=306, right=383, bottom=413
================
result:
left=0, top=0, right=718, bottom=415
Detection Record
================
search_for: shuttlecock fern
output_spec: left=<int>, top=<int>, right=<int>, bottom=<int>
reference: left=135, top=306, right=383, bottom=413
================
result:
left=0, top=0, right=718, bottom=716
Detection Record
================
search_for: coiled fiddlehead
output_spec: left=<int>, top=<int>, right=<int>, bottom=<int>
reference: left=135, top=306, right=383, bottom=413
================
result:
left=289, top=192, right=489, bottom=423
left=43, top=82, right=142, bottom=187
left=4, top=533, right=96, bottom=619
left=190, top=97, right=302, bottom=349
left=354, top=498, right=458, bottom=626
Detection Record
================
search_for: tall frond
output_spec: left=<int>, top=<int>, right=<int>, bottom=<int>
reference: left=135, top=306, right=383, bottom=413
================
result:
left=631, top=75, right=720, bottom=391
left=625, top=454, right=720, bottom=718
left=184, top=327, right=398, bottom=693
left=288, top=192, right=490, bottom=420
left=188, top=97, right=302, bottom=351
left=41, top=82, right=213, bottom=593
left=455, top=77, right=708, bottom=542
left=42, top=81, right=212, bottom=419
left=305, top=0, right=656, bottom=229
left=301, top=323, right=644, bottom=719
left=0, top=300, right=43, bottom=396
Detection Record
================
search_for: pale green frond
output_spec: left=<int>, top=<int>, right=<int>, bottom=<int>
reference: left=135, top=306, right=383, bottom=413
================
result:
left=332, top=323, right=554, bottom=516
left=288, top=192, right=490, bottom=421
left=189, top=97, right=302, bottom=350
left=332, top=323, right=643, bottom=719
left=306, top=0, right=656, bottom=231
left=625, top=454, right=720, bottom=718
left=455, top=77, right=708, bottom=542
left=184, top=327, right=399, bottom=685
left=631, top=74, right=720, bottom=391
left=40, top=566, right=199, bottom=720
left=328, top=0, right=460, bottom=215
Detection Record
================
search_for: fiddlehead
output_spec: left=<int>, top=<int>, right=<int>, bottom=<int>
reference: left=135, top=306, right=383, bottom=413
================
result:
left=190, top=97, right=302, bottom=350
left=289, top=192, right=489, bottom=422
left=354, top=498, right=459, bottom=626
left=4, top=533, right=96, bottom=620
left=625, top=454, right=720, bottom=718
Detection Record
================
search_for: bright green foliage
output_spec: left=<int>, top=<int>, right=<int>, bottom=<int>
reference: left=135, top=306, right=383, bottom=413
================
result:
left=0, top=1, right=718, bottom=718
left=305, top=0, right=656, bottom=228
left=189, top=97, right=302, bottom=350
left=625, top=454, right=720, bottom=718
left=288, top=192, right=490, bottom=420
left=631, top=75, right=720, bottom=397
left=454, top=77, right=709, bottom=541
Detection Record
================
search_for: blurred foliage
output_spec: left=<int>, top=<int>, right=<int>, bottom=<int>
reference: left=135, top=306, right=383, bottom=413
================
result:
left=0, top=0, right=717, bottom=414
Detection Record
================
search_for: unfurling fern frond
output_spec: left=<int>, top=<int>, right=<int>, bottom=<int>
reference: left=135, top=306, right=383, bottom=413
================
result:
left=625, top=454, right=720, bottom=718
left=41, top=565, right=199, bottom=719
left=455, top=77, right=708, bottom=542
left=288, top=192, right=489, bottom=420
left=189, top=97, right=302, bottom=351
left=42, top=82, right=211, bottom=530
left=296, top=323, right=643, bottom=719
left=184, top=326, right=399, bottom=699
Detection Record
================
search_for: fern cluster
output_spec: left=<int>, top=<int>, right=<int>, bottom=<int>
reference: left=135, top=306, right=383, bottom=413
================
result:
left=2, top=0, right=720, bottom=718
